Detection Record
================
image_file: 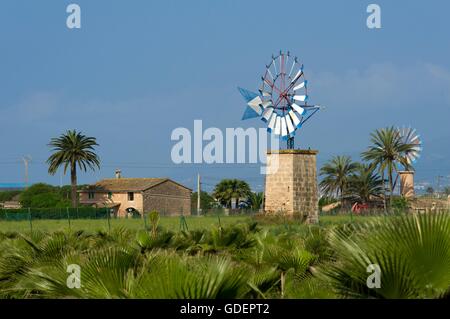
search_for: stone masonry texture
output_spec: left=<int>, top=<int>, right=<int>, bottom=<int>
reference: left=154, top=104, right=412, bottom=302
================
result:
left=264, top=150, right=319, bottom=223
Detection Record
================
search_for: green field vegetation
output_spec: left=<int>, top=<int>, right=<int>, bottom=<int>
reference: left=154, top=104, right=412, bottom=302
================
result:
left=0, top=212, right=448, bottom=299
left=0, top=214, right=384, bottom=233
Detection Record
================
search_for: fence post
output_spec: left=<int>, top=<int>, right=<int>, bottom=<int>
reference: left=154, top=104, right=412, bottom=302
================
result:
left=106, top=207, right=111, bottom=233
left=28, top=207, right=33, bottom=233
left=66, top=207, right=71, bottom=230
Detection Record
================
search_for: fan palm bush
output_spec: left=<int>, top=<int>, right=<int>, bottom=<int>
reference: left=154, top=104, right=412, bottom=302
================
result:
left=323, top=212, right=450, bottom=298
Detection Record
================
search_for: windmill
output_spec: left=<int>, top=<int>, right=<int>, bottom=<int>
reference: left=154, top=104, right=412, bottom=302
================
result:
left=397, top=127, right=422, bottom=166
left=396, top=127, right=422, bottom=198
left=238, top=51, right=322, bottom=149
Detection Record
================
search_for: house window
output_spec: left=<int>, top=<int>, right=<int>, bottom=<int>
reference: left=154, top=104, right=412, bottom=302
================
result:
left=128, top=192, right=134, bottom=201
left=88, top=192, right=95, bottom=199
left=108, top=192, right=112, bottom=199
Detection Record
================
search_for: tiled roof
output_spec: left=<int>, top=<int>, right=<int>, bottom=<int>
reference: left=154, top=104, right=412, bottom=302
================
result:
left=87, top=178, right=168, bottom=192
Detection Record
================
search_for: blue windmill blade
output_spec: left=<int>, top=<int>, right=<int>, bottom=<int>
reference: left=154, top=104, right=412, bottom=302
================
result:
left=237, top=87, right=259, bottom=103
left=241, top=106, right=261, bottom=120
left=299, top=106, right=321, bottom=126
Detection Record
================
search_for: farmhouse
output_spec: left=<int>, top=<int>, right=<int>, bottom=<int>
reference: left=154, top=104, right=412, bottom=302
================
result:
left=79, top=171, right=191, bottom=217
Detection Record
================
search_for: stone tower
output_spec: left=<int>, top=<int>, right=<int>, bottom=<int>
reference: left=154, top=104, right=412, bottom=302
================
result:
left=264, top=149, right=319, bottom=223
left=399, top=171, right=415, bottom=198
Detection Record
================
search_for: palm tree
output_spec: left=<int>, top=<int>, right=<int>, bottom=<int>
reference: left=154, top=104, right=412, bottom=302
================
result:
left=361, top=127, right=416, bottom=206
left=47, top=130, right=100, bottom=207
left=248, top=192, right=264, bottom=211
left=347, top=163, right=384, bottom=204
left=319, top=156, right=358, bottom=208
left=213, top=179, right=251, bottom=208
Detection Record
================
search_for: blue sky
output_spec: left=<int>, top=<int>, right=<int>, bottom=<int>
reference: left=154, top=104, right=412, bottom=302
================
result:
left=0, top=0, right=449, bottom=192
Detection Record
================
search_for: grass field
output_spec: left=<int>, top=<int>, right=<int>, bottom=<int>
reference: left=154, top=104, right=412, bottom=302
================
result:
left=0, top=214, right=385, bottom=234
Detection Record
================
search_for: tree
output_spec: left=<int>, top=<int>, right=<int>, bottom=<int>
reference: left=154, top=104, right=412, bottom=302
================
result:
left=47, top=130, right=100, bottom=207
left=191, top=191, right=215, bottom=210
left=213, top=179, right=251, bottom=208
left=361, top=127, right=416, bottom=206
left=426, top=186, right=434, bottom=195
left=248, top=192, right=264, bottom=211
left=346, top=164, right=384, bottom=204
left=19, top=183, right=71, bottom=208
left=319, top=156, right=358, bottom=207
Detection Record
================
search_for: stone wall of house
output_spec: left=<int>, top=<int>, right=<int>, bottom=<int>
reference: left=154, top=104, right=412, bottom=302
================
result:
left=79, top=191, right=143, bottom=217
left=143, top=180, right=191, bottom=216
left=264, top=150, right=319, bottom=223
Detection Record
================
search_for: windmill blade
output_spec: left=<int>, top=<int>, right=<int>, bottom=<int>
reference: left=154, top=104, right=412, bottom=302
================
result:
left=288, top=59, right=296, bottom=78
left=397, top=126, right=422, bottom=163
left=293, top=95, right=308, bottom=102
left=285, top=114, right=295, bottom=134
left=261, top=107, right=274, bottom=122
left=267, top=113, right=277, bottom=132
left=274, top=116, right=281, bottom=135
left=260, top=101, right=272, bottom=109
left=291, top=103, right=306, bottom=115
left=289, top=110, right=301, bottom=127
left=291, top=66, right=304, bottom=83
left=237, top=87, right=258, bottom=102
left=241, top=106, right=261, bottom=120
left=272, top=58, right=278, bottom=75
left=280, top=116, right=288, bottom=137
left=245, top=97, right=263, bottom=116
left=293, top=81, right=307, bottom=91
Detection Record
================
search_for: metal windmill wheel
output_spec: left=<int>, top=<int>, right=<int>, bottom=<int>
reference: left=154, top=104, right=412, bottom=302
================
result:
left=239, top=51, right=321, bottom=149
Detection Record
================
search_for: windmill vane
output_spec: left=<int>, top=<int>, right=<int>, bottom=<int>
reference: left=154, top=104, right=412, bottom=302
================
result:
left=238, top=51, right=322, bottom=149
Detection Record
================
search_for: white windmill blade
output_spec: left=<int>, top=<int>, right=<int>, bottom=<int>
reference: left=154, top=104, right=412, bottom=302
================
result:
left=247, top=96, right=263, bottom=115
left=285, top=113, right=295, bottom=134
left=289, top=110, right=301, bottom=127
left=278, top=55, right=283, bottom=73
left=247, top=96, right=262, bottom=108
left=261, top=91, right=271, bottom=97
left=280, top=116, right=288, bottom=137
left=272, top=58, right=278, bottom=75
left=274, top=116, right=282, bottom=135
left=288, top=59, right=296, bottom=78
left=291, top=65, right=304, bottom=83
left=268, top=113, right=277, bottom=132
left=291, top=103, right=306, bottom=115
left=261, top=107, right=274, bottom=122
left=293, top=95, right=308, bottom=102
left=260, top=101, right=272, bottom=109
left=293, top=81, right=307, bottom=91
left=266, top=68, right=274, bottom=80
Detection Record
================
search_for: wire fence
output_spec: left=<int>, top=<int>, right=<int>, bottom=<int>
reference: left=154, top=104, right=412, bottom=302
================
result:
left=0, top=207, right=260, bottom=233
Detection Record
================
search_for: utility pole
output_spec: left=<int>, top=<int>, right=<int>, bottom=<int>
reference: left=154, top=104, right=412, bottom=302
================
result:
left=197, top=173, right=201, bottom=216
left=22, top=156, right=32, bottom=188
left=436, top=175, right=444, bottom=198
